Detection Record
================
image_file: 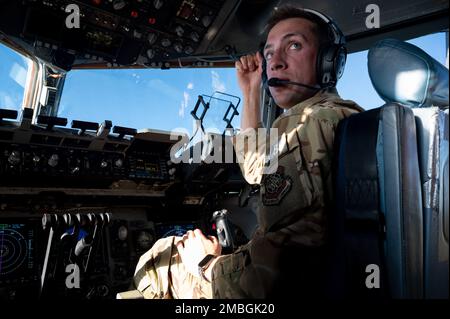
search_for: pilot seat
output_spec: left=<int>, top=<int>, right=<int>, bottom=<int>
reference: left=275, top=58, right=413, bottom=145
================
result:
left=328, top=38, right=448, bottom=299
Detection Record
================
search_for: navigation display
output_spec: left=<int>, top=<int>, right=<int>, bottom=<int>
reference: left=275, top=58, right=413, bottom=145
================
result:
left=0, top=220, right=39, bottom=285
left=155, top=223, right=196, bottom=239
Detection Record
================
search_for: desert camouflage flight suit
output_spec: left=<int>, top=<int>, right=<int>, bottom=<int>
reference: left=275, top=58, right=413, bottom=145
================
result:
left=131, top=88, right=363, bottom=299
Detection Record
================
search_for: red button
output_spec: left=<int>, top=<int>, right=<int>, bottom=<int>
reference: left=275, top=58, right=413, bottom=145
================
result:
left=148, top=17, right=156, bottom=24
left=131, top=11, right=138, bottom=18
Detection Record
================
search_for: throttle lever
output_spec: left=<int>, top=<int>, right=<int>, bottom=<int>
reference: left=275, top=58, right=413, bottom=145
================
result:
left=212, top=209, right=234, bottom=251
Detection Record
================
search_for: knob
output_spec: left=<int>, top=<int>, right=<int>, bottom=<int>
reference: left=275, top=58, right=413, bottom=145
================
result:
left=190, top=31, right=199, bottom=42
left=114, top=158, right=123, bottom=168
left=154, top=0, right=163, bottom=10
left=161, top=38, right=171, bottom=47
left=48, top=154, right=59, bottom=167
left=100, top=160, right=108, bottom=168
left=175, top=25, right=184, bottom=37
left=97, top=284, right=109, bottom=297
left=202, top=15, right=212, bottom=27
left=7, top=151, right=21, bottom=166
left=184, top=46, right=194, bottom=55
left=173, top=42, right=183, bottom=53
left=121, top=25, right=131, bottom=32
left=112, top=0, right=127, bottom=10
left=71, top=166, right=80, bottom=174
left=133, top=30, right=142, bottom=39
left=118, top=225, right=128, bottom=241
left=32, top=155, right=41, bottom=163
left=146, top=49, right=155, bottom=59
left=147, top=33, right=157, bottom=45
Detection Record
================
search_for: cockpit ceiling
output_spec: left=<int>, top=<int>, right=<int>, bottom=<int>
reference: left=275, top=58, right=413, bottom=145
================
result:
left=0, top=0, right=448, bottom=70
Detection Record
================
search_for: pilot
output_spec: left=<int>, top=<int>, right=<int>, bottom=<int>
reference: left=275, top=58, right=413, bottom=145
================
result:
left=129, top=5, right=363, bottom=299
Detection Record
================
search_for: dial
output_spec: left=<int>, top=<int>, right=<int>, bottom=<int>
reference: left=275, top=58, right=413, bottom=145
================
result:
left=173, top=42, right=183, bottom=53
left=147, top=33, right=157, bottom=45
left=100, top=160, right=108, bottom=168
left=114, top=158, right=123, bottom=168
left=136, top=231, right=154, bottom=251
left=146, top=48, right=155, bottom=59
left=161, top=38, right=171, bottom=47
left=190, top=31, right=199, bottom=42
left=112, top=0, right=127, bottom=11
left=154, top=0, right=164, bottom=10
left=7, top=151, right=21, bottom=166
left=118, top=225, right=128, bottom=241
left=48, top=154, right=59, bottom=167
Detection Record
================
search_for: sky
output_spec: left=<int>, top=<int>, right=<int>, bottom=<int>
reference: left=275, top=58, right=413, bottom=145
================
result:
left=0, top=32, right=447, bottom=136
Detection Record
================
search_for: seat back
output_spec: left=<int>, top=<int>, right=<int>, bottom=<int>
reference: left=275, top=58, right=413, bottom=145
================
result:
left=329, top=38, right=448, bottom=299
left=330, top=103, right=423, bottom=299
left=369, top=38, right=449, bottom=299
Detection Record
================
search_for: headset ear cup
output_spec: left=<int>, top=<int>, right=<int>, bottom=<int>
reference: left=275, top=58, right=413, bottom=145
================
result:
left=319, top=45, right=335, bottom=87
left=335, top=46, right=347, bottom=80
left=318, top=44, right=346, bottom=87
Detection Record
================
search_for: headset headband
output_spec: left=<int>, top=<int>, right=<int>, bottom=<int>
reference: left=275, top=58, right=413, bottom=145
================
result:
left=302, top=8, right=345, bottom=46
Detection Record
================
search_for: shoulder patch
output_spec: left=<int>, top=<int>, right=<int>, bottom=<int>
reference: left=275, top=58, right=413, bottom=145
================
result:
left=261, top=166, right=293, bottom=206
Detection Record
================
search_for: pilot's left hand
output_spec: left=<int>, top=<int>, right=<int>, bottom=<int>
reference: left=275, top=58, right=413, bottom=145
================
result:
left=176, top=229, right=221, bottom=278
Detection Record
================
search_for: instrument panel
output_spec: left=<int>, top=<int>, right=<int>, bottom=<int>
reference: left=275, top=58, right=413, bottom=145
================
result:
left=0, top=144, right=170, bottom=187
left=0, top=111, right=182, bottom=299
left=0, top=110, right=179, bottom=190
left=0, top=0, right=240, bottom=69
left=0, top=211, right=216, bottom=300
left=0, top=109, right=246, bottom=300
left=0, top=211, right=158, bottom=300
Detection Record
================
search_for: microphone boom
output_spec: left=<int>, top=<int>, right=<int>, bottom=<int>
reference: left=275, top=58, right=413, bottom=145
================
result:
left=267, top=77, right=320, bottom=90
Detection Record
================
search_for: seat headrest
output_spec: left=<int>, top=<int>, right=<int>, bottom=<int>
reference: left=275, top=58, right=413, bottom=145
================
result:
left=368, top=38, right=449, bottom=108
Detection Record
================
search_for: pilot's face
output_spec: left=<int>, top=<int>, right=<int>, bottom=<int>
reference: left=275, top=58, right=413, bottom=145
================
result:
left=264, top=18, right=319, bottom=109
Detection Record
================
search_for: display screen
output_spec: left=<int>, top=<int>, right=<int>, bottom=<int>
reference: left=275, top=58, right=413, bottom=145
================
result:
left=155, top=223, right=196, bottom=239
left=24, top=8, right=65, bottom=41
left=83, top=27, right=123, bottom=57
left=136, top=159, right=159, bottom=173
left=0, top=220, right=39, bottom=285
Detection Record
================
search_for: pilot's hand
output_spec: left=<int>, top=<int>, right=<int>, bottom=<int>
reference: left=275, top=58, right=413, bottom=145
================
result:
left=235, top=52, right=263, bottom=98
left=176, top=229, right=221, bottom=278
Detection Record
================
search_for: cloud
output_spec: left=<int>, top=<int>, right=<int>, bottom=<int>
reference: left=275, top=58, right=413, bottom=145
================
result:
left=178, top=82, right=195, bottom=117
left=132, top=73, right=141, bottom=84
left=179, top=91, right=191, bottom=118
left=9, top=63, right=27, bottom=88
left=147, top=79, right=180, bottom=97
left=0, top=93, right=16, bottom=109
left=211, top=70, right=226, bottom=92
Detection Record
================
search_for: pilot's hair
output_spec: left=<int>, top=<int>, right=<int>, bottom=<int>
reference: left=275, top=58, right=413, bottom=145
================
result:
left=265, top=5, right=333, bottom=47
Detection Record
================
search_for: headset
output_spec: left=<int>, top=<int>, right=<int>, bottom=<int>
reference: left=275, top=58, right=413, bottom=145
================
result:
left=261, top=8, right=347, bottom=93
